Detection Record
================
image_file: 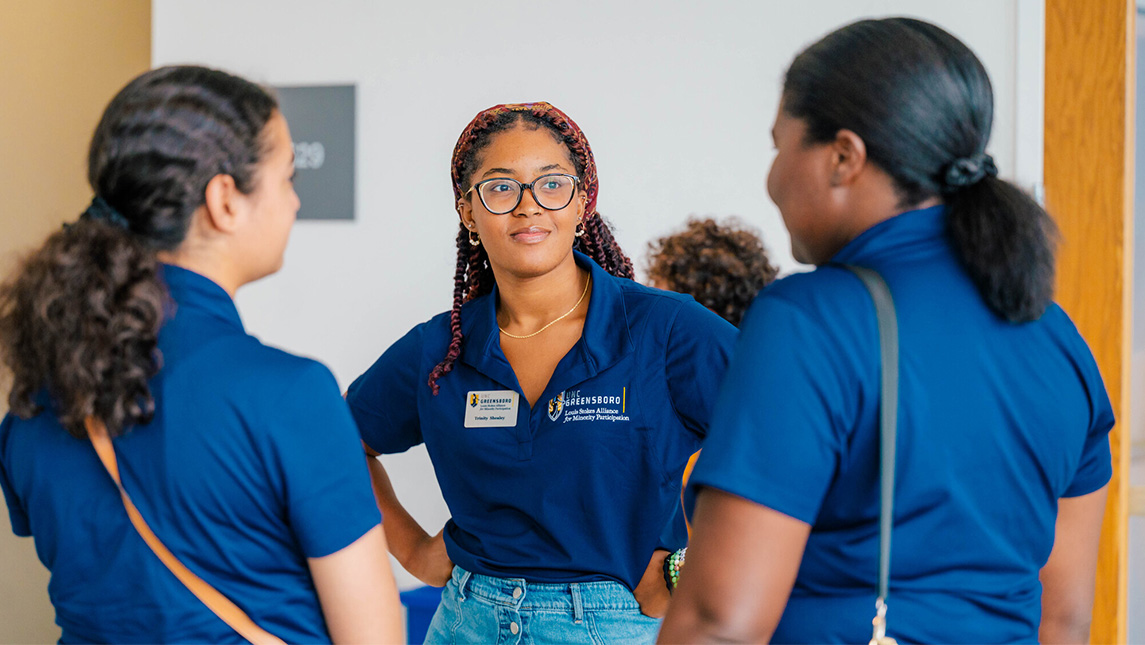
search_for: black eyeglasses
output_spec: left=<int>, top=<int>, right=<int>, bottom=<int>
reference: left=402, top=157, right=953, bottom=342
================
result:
left=466, top=173, right=580, bottom=214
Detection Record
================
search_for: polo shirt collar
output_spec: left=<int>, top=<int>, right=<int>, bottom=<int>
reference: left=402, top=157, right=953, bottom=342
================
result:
left=460, top=251, right=634, bottom=390
left=831, top=204, right=947, bottom=266
left=575, top=250, right=635, bottom=371
left=160, top=264, right=244, bottom=331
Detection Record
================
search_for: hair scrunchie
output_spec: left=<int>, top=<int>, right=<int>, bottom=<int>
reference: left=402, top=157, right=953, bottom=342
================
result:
left=80, top=196, right=132, bottom=231
left=941, top=152, right=998, bottom=191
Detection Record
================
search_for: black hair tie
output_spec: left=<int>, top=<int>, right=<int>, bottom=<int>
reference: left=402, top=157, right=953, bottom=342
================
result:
left=81, top=196, right=132, bottom=231
left=942, top=152, right=998, bottom=191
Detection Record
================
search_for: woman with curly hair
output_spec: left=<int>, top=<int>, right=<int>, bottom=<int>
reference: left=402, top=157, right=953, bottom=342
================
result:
left=346, top=102, right=736, bottom=643
left=647, top=217, right=779, bottom=326
left=645, top=217, right=779, bottom=556
left=0, top=66, right=401, bottom=643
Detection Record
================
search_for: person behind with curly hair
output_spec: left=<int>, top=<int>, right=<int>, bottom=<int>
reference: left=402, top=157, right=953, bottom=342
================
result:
left=345, top=102, right=736, bottom=643
left=644, top=217, right=779, bottom=559
left=0, top=66, right=401, bottom=643
left=647, top=217, right=779, bottom=327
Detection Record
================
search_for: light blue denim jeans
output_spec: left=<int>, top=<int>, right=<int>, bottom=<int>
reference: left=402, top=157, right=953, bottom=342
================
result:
left=423, top=566, right=661, bottom=644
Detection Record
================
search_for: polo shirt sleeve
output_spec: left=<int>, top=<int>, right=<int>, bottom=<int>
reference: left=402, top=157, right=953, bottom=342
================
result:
left=346, top=325, right=425, bottom=455
left=270, top=361, right=381, bottom=558
left=688, top=293, right=855, bottom=525
left=1063, top=344, right=1115, bottom=498
left=0, top=416, right=30, bottom=537
left=665, top=300, right=738, bottom=437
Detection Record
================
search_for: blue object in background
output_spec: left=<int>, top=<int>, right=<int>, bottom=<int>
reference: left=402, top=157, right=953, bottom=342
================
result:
left=400, top=585, right=444, bottom=644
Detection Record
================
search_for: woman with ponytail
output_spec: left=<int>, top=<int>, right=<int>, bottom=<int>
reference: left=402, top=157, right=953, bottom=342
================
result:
left=0, top=66, right=401, bottom=643
left=345, top=102, right=736, bottom=643
left=661, top=18, right=1112, bottom=644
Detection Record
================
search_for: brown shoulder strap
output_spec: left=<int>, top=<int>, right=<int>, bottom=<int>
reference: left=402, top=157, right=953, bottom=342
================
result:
left=85, top=417, right=286, bottom=645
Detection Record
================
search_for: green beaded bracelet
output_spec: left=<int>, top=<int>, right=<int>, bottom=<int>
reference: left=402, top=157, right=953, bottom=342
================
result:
left=662, top=547, right=687, bottom=593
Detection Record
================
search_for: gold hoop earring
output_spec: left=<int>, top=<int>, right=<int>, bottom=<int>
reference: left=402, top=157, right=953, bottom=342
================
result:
left=468, top=230, right=481, bottom=247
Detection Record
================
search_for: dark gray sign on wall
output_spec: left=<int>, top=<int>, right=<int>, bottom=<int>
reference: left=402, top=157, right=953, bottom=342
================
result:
left=274, top=85, right=355, bottom=220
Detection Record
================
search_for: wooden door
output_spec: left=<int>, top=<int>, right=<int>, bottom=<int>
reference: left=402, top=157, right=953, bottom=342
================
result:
left=0, top=3, right=150, bottom=642
left=1044, top=1, right=1134, bottom=642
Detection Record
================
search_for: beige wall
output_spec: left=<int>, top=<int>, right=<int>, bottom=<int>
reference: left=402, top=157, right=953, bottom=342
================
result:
left=0, top=1, right=150, bottom=641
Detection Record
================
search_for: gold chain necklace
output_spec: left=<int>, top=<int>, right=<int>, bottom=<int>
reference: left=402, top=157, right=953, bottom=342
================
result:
left=498, top=276, right=592, bottom=340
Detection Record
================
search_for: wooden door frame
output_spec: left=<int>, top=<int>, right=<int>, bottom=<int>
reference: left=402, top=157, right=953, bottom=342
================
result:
left=1044, top=1, right=1133, bottom=642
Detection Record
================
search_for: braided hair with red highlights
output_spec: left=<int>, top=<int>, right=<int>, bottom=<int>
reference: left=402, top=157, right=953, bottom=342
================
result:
left=427, top=102, right=634, bottom=394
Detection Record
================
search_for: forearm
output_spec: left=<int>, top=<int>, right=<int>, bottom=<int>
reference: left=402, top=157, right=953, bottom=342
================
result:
left=1037, top=486, right=1106, bottom=645
left=633, top=549, right=671, bottom=617
left=659, top=489, right=809, bottom=643
left=365, top=454, right=430, bottom=566
left=1038, top=613, right=1091, bottom=644
left=659, top=587, right=771, bottom=643
left=310, top=526, right=405, bottom=644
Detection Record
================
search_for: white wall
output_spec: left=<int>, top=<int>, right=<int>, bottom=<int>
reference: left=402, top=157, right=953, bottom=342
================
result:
left=154, top=0, right=1039, bottom=589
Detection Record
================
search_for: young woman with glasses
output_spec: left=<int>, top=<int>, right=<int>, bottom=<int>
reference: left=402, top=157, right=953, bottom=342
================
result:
left=0, top=66, right=402, bottom=643
left=659, top=18, right=1112, bottom=644
left=346, top=102, right=736, bottom=643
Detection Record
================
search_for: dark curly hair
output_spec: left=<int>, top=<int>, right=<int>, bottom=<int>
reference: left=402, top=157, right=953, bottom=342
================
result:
left=647, top=217, right=779, bottom=326
left=427, top=102, right=634, bottom=394
left=784, top=18, right=1057, bottom=322
left=0, top=65, right=277, bottom=438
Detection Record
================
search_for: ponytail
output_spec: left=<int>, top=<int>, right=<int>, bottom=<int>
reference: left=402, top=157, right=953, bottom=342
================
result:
left=946, top=177, right=1058, bottom=322
left=0, top=218, right=166, bottom=437
left=0, top=65, right=276, bottom=436
left=783, top=18, right=1058, bottom=323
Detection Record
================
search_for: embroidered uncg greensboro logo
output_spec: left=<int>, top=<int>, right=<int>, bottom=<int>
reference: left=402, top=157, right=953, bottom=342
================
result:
left=547, top=392, right=564, bottom=421
left=550, top=387, right=630, bottom=424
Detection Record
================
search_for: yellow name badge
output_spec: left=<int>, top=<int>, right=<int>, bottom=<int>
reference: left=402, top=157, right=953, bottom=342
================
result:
left=463, top=390, right=520, bottom=428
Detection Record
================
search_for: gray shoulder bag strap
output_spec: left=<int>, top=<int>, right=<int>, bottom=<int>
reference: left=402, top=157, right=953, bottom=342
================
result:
left=844, top=265, right=900, bottom=645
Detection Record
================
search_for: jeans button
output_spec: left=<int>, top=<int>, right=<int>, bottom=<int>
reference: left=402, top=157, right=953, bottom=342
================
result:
left=512, top=587, right=522, bottom=599
left=510, top=621, right=520, bottom=635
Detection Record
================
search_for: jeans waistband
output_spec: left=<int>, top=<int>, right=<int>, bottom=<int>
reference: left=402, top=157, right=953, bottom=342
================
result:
left=451, top=566, right=640, bottom=613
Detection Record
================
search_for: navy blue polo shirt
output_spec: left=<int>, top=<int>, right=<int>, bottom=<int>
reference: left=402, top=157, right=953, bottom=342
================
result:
left=347, top=251, right=736, bottom=590
left=691, top=206, right=1114, bottom=643
left=0, top=265, right=380, bottom=643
